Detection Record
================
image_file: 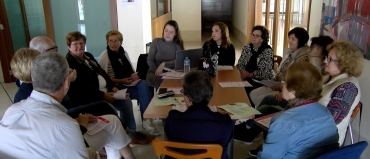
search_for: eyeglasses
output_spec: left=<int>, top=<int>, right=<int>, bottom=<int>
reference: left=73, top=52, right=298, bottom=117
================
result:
left=325, top=55, right=338, bottom=63
left=45, top=45, right=58, bottom=52
left=250, top=33, right=261, bottom=38
left=70, top=42, right=85, bottom=47
left=108, top=40, right=120, bottom=44
left=180, top=89, right=184, bottom=95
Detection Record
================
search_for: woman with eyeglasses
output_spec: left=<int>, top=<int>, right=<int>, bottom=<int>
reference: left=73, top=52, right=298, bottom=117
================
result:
left=249, top=27, right=310, bottom=107
left=202, top=22, right=235, bottom=66
left=319, top=41, right=363, bottom=146
left=237, top=25, right=274, bottom=82
left=65, top=31, right=136, bottom=131
left=98, top=30, right=160, bottom=136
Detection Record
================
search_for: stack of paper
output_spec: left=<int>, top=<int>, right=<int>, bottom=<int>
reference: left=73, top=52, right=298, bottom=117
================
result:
left=219, top=81, right=252, bottom=87
left=217, top=65, right=234, bottom=70
left=217, top=102, right=261, bottom=118
left=161, top=71, right=185, bottom=79
left=153, top=97, right=185, bottom=106
left=254, top=111, right=281, bottom=129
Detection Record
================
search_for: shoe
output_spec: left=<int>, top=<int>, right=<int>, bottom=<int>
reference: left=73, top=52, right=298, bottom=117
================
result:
left=143, top=119, right=161, bottom=136
left=249, top=145, right=262, bottom=157
left=129, top=131, right=155, bottom=147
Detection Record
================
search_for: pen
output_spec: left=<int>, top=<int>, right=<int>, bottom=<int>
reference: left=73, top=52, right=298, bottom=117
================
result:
left=173, top=97, right=182, bottom=105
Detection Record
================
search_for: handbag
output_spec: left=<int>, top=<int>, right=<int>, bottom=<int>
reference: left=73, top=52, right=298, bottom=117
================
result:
left=198, top=44, right=217, bottom=77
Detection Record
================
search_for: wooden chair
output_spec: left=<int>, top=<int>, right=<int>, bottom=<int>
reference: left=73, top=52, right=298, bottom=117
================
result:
left=151, top=138, right=223, bottom=159
left=348, top=102, right=362, bottom=144
left=273, top=55, right=282, bottom=73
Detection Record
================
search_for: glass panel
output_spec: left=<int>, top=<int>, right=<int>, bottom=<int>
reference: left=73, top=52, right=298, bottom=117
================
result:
left=158, top=0, right=164, bottom=16
left=4, top=0, right=28, bottom=51
left=151, top=0, right=157, bottom=19
left=168, top=0, right=171, bottom=12
left=50, top=0, right=111, bottom=57
left=24, top=0, right=47, bottom=39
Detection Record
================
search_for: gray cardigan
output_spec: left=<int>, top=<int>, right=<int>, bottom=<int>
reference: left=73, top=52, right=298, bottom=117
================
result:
left=147, top=38, right=183, bottom=71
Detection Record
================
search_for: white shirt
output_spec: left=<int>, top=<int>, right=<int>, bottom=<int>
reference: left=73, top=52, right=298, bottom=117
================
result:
left=0, top=90, right=89, bottom=159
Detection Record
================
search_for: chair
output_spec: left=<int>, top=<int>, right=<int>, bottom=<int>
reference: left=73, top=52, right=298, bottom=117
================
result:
left=151, top=138, right=223, bottom=159
left=347, top=102, right=362, bottom=144
left=315, top=141, right=368, bottom=159
left=273, top=55, right=282, bottom=73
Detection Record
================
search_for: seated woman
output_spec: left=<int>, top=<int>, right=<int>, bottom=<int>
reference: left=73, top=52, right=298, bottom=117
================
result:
left=65, top=31, right=136, bottom=130
left=165, top=71, right=233, bottom=159
left=11, top=48, right=40, bottom=103
left=202, top=22, right=235, bottom=66
left=147, top=20, right=184, bottom=89
left=250, top=27, right=310, bottom=107
left=258, top=62, right=339, bottom=158
left=99, top=30, right=159, bottom=136
left=319, top=41, right=363, bottom=146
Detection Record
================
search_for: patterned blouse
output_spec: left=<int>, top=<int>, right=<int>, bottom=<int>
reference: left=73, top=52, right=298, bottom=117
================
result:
left=236, top=44, right=275, bottom=80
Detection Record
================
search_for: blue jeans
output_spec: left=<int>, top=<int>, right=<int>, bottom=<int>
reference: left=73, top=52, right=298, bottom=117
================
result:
left=117, top=80, right=151, bottom=120
left=112, top=99, right=136, bottom=130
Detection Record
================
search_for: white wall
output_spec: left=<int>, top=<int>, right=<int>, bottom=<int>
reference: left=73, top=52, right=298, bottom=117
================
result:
left=172, top=0, right=201, bottom=41
left=308, top=0, right=323, bottom=42
left=231, top=0, right=248, bottom=45
left=116, top=0, right=152, bottom=68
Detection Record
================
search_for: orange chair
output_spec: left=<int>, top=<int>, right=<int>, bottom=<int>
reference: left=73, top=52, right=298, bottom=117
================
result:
left=348, top=102, right=362, bottom=144
left=151, top=138, right=223, bottom=159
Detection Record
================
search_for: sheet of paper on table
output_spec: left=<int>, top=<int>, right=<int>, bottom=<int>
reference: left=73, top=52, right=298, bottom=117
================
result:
left=161, top=71, right=185, bottom=79
left=218, top=81, right=252, bottom=87
left=217, top=65, right=234, bottom=70
left=253, top=80, right=280, bottom=87
left=153, top=97, right=185, bottom=106
left=217, top=102, right=261, bottom=118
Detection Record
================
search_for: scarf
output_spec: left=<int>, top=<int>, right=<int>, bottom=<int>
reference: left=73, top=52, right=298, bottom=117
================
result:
left=106, top=46, right=134, bottom=79
left=245, top=43, right=272, bottom=73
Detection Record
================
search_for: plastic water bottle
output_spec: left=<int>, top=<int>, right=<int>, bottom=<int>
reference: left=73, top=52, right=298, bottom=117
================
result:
left=211, top=53, right=219, bottom=67
left=184, top=57, right=190, bottom=73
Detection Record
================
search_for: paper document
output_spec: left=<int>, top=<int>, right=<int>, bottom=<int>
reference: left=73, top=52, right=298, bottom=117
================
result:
left=124, top=79, right=141, bottom=87
left=258, top=80, right=280, bottom=87
left=172, top=104, right=188, bottom=112
left=254, top=111, right=281, bottom=129
left=217, top=65, right=234, bottom=70
left=217, top=102, right=261, bottom=118
left=86, top=116, right=110, bottom=135
left=219, top=81, right=252, bottom=87
left=153, top=97, right=185, bottom=106
left=161, top=71, right=185, bottom=79
left=208, top=105, right=218, bottom=112
left=113, top=89, right=129, bottom=100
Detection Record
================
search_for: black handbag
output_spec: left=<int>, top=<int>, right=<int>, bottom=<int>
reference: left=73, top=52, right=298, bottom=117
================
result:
left=198, top=44, right=217, bottom=77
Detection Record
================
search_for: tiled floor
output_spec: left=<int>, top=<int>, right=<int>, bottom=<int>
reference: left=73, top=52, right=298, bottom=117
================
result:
left=0, top=32, right=260, bottom=159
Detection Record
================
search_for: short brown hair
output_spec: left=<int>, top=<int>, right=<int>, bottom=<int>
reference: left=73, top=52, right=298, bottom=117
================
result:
left=285, top=62, right=323, bottom=100
left=65, top=31, right=86, bottom=46
left=326, top=41, right=364, bottom=77
left=106, top=30, right=123, bottom=44
left=207, top=22, right=231, bottom=48
left=10, top=48, right=40, bottom=83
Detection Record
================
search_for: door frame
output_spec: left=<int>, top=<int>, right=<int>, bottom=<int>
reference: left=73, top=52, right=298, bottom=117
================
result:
left=0, top=0, right=15, bottom=83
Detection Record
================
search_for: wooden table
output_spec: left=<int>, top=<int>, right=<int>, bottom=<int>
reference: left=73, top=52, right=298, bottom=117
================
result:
left=143, top=67, right=254, bottom=159
left=143, top=66, right=253, bottom=119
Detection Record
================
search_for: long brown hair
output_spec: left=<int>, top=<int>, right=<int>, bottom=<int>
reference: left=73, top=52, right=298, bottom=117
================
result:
left=162, top=20, right=184, bottom=49
left=207, top=22, right=231, bottom=49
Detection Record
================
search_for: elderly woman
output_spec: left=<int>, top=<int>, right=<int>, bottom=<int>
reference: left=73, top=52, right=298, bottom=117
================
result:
left=165, top=71, right=233, bottom=159
left=249, top=27, right=310, bottom=107
left=99, top=30, right=159, bottom=136
left=65, top=31, right=136, bottom=130
left=319, top=41, right=363, bottom=146
left=11, top=48, right=40, bottom=103
left=202, top=22, right=235, bottom=66
left=237, top=25, right=274, bottom=81
left=147, top=20, right=184, bottom=89
left=258, top=62, right=339, bottom=158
